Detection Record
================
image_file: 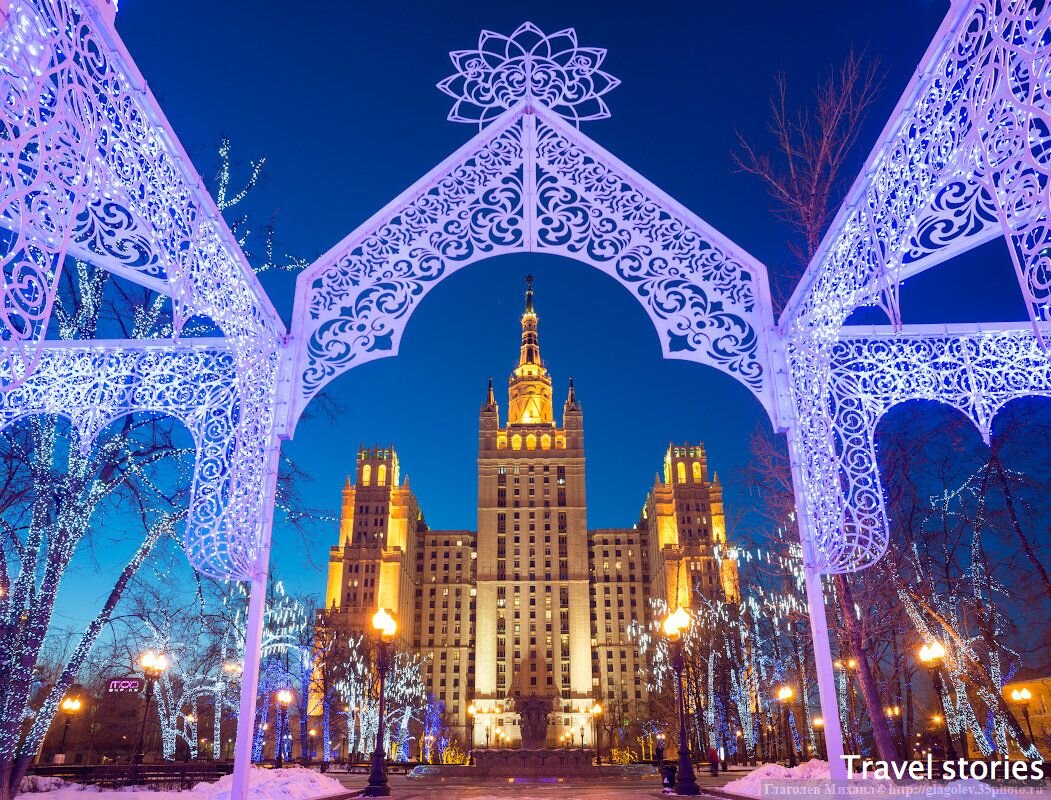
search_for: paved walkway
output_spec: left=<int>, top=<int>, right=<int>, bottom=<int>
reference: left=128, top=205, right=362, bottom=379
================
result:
left=331, top=766, right=754, bottom=798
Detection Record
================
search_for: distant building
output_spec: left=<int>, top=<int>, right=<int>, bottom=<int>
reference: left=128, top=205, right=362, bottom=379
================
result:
left=320, top=277, right=738, bottom=748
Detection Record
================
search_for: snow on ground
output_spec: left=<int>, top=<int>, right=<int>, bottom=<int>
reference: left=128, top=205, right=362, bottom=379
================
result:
left=720, top=759, right=830, bottom=797
left=17, top=767, right=347, bottom=799
left=722, top=760, right=1051, bottom=799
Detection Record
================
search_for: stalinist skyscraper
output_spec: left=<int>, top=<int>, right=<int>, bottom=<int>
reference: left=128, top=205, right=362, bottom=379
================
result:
left=474, top=275, right=592, bottom=745
left=320, top=276, right=740, bottom=750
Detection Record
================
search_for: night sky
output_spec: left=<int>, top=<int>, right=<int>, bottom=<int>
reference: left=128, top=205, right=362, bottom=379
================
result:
left=70, top=0, right=1031, bottom=606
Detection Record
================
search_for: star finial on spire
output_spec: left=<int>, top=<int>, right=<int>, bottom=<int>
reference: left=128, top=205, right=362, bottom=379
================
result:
left=437, top=23, right=620, bottom=128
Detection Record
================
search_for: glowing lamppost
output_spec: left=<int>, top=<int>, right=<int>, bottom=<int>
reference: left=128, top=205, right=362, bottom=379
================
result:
left=468, top=703, right=492, bottom=751
left=663, top=606, right=700, bottom=796
left=57, top=694, right=82, bottom=763
left=275, top=689, right=292, bottom=768
left=351, top=704, right=361, bottom=761
left=777, top=687, right=796, bottom=768
left=591, top=703, right=603, bottom=764
left=656, top=732, right=666, bottom=764
left=885, top=704, right=904, bottom=755
left=813, top=717, right=826, bottom=761
left=364, top=608, right=397, bottom=797
left=134, top=651, right=168, bottom=768
left=918, top=642, right=957, bottom=760
left=1010, top=688, right=1037, bottom=749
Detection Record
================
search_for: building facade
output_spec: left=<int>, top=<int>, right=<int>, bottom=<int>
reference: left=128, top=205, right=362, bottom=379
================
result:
left=320, top=278, right=738, bottom=749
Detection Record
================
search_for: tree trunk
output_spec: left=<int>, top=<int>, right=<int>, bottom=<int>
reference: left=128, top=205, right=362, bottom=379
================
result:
left=991, top=455, right=1051, bottom=602
left=835, top=575, right=899, bottom=762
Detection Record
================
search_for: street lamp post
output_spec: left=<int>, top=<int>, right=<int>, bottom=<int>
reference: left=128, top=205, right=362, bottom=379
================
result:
left=1011, top=688, right=1037, bottom=750
left=777, top=687, right=796, bottom=768
left=364, top=608, right=397, bottom=797
left=57, top=695, right=82, bottom=763
left=134, top=651, right=169, bottom=772
left=663, top=606, right=700, bottom=796
left=275, top=690, right=292, bottom=768
left=813, top=717, right=826, bottom=761
left=655, top=732, right=666, bottom=765
left=918, top=642, right=957, bottom=761
left=591, top=703, right=603, bottom=765
left=885, top=705, right=904, bottom=756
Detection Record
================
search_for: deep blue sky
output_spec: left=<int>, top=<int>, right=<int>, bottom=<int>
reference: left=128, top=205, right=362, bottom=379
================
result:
left=96, top=0, right=1029, bottom=600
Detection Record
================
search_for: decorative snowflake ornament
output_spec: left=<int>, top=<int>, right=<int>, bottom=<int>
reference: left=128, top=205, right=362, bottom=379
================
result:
left=437, top=22, right=620, bottom=127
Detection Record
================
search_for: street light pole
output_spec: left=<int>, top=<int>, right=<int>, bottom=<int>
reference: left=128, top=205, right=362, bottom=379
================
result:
left=813, top=718, right=826, bottom=761
left=591, top=703, right=603, bottom=765
left=1011, top=688, right=1037, bottom=751
left=919, top=642, right=957, bottom=761
left=663, top=607, right=700, bottom=796
left=57, top=695, right=82, bottom=763
left=134, top=651, right=169, bottom=775
left=364, top=608, right=397, bottom=798
left=275, top=690, right=292, bottom=768
left=777, top=687, right=796, bottom=768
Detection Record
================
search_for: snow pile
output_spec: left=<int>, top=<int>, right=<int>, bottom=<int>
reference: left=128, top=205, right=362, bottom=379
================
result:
left=199, top=768, right=346, bottom=800
left=17, top=767, right=348, bottom=799
left=722, top=758, right=830, bottom=795
left=721, top=761, right=1051, bottom=799
left=17, top=776, right=90, bottom=793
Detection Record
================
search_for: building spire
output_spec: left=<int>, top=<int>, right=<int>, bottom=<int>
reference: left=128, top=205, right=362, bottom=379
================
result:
left=564, top=375, right=580, bottom=413
left=517, top=274, right=541, bottom=370
left=508, top=275, right=553, bottom=425
left=483, top=376, right=497, bottom=411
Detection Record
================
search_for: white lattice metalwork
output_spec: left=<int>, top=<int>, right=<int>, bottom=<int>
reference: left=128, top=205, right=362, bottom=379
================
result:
left=781, top=0, right=1051, bottom=574
left=0, top=339, right=259, bottom=574
left=0, top=0, right=285, bottom=581
left=2, top=2, right=1051, bottom=793
left=822, top=324, right=1051, bottom=573
left=437, top=22, right=620, bottom=127
left=289, top=101, right=777, bottom=432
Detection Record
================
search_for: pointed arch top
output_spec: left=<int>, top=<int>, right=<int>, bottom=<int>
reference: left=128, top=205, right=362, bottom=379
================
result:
left=285, top=101, right=779, bottom=434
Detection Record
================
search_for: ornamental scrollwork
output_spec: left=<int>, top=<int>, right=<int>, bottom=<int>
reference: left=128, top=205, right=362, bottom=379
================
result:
left=807, top=328, right=1051, bottom=573
left=0, top=341, right=273, bottom=579
left=292, top=104, right=775, bottom=430
left=437, top=22, right=620, bottom=128
left=0, top=0, right=285, bottom=579
left=532, top=112, right=769, bottom=393
left=783, top=1, right=1051, bottom=574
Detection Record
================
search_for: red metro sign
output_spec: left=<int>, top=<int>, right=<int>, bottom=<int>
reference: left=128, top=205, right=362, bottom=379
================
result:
left=107, top=677, right=144, bottom=693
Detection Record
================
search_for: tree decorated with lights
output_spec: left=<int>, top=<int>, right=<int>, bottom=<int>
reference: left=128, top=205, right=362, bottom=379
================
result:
left=0, top=139, right=312, bottom=797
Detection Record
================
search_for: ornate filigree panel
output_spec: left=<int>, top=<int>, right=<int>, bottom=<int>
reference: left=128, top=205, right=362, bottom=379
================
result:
left=532, top=109, right=771, bottom=393
left=0, top=1, right=96, bottom=387
left=0, top=0, right=285, bottom=580
left=0, top=340, right=273, bottom=579
left=290, top=103, right=775, bottom=431
left=437, top=22, right=619, bottom=128
left=0, top=0, right=285, bottom=389
left=781, top=1, right=1049, bottom=337
left=969, top=2, right=1051, bottom=330
left=779, top=1, right=1051, bottom=574
left=292, top=108, right=528, bottom=418
left=806, top=327, right=1051, bottom=573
